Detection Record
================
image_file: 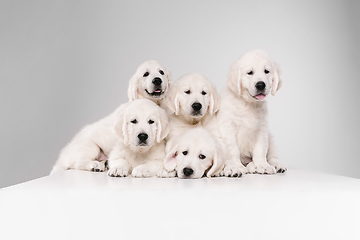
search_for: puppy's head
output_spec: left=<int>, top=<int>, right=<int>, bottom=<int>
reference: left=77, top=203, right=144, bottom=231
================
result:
left=227, top=50, right=282, bottom=102
left=128, top=60, right=172, bottom=102
left=166, top=73, right=220, bottom=120
left=164, top=128, right=224, bottom=179
left=114, top=99, right=170, bottom=152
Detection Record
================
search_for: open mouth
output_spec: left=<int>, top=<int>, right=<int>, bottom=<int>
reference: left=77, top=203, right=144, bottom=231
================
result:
left=253, top=94, right=266, bottom=101
left=145, top=89, right=163, bottom=97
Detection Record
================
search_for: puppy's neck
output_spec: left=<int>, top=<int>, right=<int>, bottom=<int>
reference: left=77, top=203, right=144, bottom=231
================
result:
left=128, top=144, right=152, bottom=154
left=240, top=96, right=268, bottom=114
left=134, top=92, right=164, bottom=107
left=177, top=112, right=211, bottom=126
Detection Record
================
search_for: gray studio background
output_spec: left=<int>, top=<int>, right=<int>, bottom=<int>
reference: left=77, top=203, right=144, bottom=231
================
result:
left=1, top=0, right=359, bottom=188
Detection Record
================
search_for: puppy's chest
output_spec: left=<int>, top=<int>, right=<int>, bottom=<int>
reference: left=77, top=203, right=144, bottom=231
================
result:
left=127, top=144, right=165, bottom=165
left=232, top=108, right=261, bottom=131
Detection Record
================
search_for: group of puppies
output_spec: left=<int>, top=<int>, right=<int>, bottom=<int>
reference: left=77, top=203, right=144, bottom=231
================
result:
left=51, top=50, right=287, bottom=179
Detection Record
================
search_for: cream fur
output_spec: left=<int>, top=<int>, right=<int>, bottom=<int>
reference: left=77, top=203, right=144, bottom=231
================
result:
left=217, top=50, right=286, bottom=176
left=127, top=60, right=171, bottom=109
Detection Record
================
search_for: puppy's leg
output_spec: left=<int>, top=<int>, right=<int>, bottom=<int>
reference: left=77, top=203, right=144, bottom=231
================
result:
left=252, top=132, right=276, bottom=174
left=108, top=159, right=130, bottom=177
left=219, top=125, right=246, bottom=177
left=73, top=143, right=105, bottom=172
left=132, top=160, right=164, bottom=178
left=267, top=134, right=287, bottom=173
left=107, top=143, right=131, bottom=177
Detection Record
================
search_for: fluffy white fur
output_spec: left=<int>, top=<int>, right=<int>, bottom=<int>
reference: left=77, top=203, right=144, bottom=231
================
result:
left=107, top=99, right=174, bottom=178
left=51, top=99, right=171, bottom=177
left=164, top=127, right=224, bottom=178
left=165, top=73, right=221, bottom=141
left=217, top=50, right=286, bottom=176
left=127, top=60, right=171, bottom=108
left=51, top=106, right=123, bottom=174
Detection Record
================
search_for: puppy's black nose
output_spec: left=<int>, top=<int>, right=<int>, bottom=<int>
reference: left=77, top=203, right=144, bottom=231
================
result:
left=152, top=77, right=162, bottom=86
left=191, top=102, right=202, bottom=111
left=137, top=133, right=148, bottom=142
left=255, top=81, right=266, bottom=91
left=183, top=167, right=194, bottom=176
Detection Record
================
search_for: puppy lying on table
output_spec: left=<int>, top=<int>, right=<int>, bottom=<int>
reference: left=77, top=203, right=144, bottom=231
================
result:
left=51, top=99, right=171, bottom=178
left=51, top=60, right=171, bottom=175
left=164, top=127, right=224, bottom=179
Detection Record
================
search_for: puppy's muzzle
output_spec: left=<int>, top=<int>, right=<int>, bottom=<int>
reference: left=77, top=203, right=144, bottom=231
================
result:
left=145, top=77, right=163, bottom=97
left=137, top=133, right=148, bottom=144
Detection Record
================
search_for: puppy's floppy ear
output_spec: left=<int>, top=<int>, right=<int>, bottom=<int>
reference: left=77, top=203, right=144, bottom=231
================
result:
left=271, top=62, right=282, bottom=96
left=164, top=140, right=178, bottom=172
left=165, top=69, right=172, bottom=89
left=165, top=83, right=180, bottom=115
left=209, top=83, right=221, bottom=115
left=127, top=73, right=139, bottom=101
left=113, top=105, right=129, bottom=144
left=156, top=108, right=170, bottom=143
left=227, top=61, right=242, bottom=96
left=206, top=143, right=225, bottom=178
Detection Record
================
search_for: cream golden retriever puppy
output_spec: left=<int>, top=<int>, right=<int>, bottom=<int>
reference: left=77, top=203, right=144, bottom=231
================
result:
left=51, top=61, right=170, bottom=174
left=165, top=73, right=221, bottom=141
left=51, top=99, right=171, bottom=177
left=217, top=50, right=286, bottom=176
left=128, top=60, right=171, bottom=108
left=107, top=99, right=173, bottom=177
left=164, top=127, right=224, bottom=178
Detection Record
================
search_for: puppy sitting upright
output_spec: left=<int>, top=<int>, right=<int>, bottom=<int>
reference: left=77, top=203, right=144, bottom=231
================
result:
left=127, top=60, right=171, bottom=109
left=217, top=50, right=287, bottom=176
left=165, top=73, right=221, bottom=141
left=107, top=99, right=173, bottom=178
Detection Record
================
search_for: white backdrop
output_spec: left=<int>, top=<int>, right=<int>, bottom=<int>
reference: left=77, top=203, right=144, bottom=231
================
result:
left=1, top=0, right=359, bottom=188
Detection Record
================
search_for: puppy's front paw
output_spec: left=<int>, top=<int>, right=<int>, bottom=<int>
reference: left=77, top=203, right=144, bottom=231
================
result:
left=157, top=169, right=176, bottom=178
left=274, top=164, right=287, bottom=173
left=108, top=167, right=129, bottom=177
left=250, top=162, right=276, bottom=174
left=132, top=165, right=155, bottom=178
left=222, top=164, right=246, bottom=177
left=88, top=161, right=105, bottom=172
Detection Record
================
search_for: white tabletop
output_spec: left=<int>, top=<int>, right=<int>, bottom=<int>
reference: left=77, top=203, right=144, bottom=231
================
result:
left=1, top=169, right=360, bottom=240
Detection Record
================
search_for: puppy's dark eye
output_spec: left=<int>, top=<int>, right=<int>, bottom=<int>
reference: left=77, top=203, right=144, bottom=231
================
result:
left=143, top=72, right=149, bottom=77
left=159, top=70, right=164, bottom=75
left=131, top=119, right=137, bottom=124
left=182, top=151, right=188, bottom=156
left=247, top=71, right=253, bottom=75
left=148, top=120, right=154, bottom=124
left=199, top=154, right=206, bottom=159
left=264, top=69, right=269, bottom=74
left=202, top=91, right=207, bottom=95
left=185, top=90, right=191, bottom=94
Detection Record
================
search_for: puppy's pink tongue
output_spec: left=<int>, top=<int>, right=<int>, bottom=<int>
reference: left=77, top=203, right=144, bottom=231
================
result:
left=154, top=89, right=161, bottom=93
left=255, top=94, right=266, bottom=100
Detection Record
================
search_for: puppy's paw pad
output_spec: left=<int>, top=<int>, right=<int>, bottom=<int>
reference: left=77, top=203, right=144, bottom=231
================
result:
left=276, top=166, right=287, bottom=173
left=223, top=165, right=246, bottom=177
left=89, top=161, right=105, bottom=172
left=157, top=169, right=176, bottom=178
left=108, top=167, right=129, bottom=177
